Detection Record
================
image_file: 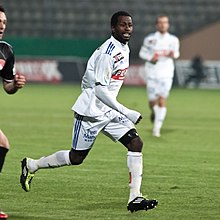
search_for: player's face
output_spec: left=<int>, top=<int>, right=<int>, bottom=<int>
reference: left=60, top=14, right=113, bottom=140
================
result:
left=112, top=16, right=133, bottom=44
left=0, top=11, right=7, bottom=39
left=156, top=16, right=169, bottom=34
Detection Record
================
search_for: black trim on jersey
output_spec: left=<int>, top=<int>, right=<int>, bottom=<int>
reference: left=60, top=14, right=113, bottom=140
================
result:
left=95, top=82, right=104, bottom=86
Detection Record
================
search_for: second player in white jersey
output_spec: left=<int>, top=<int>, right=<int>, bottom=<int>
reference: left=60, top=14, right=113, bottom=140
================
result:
left=139, top=31, right=179, bottom=79
left=139, top=15, right=180, bottom=137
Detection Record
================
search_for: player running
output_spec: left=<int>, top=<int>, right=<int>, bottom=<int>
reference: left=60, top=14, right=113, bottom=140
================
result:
left=139, top=15, right=180, bottom=137
left=20, top=11, right=158, bottom=212
left=0, top=5, right=26, bottom=219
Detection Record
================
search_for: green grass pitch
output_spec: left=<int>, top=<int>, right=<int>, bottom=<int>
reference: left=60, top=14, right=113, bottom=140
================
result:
left=0, top=84, right=220, bottom=219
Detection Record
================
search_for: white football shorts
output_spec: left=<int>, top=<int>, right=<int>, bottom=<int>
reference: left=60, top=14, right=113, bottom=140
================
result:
left=146, top=77, right=173, bottom=101
left=71, top=110, right=135, bottom=150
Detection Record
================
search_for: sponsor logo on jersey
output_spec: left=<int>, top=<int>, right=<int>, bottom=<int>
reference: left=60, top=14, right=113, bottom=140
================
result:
left=156, top=50, right=171, bottom=56
left=118, top=114, right=129, bottom=123
left=112, top=67, right=128, bottom=80
left=113, top=52, right=124, bottom=63
left=0, top=59, right=6, bottom=70
left=105, top=42, right=115, bottom=55
left=83, top=129, right=97, bottom=142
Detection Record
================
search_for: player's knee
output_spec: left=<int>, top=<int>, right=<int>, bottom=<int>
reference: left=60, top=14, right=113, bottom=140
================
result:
left=69, top=149, right=89, bottom=165
left=0, top=129, right=10, bottom=149
left=158, top=97, right=166, bottom=107
left=119, top=129, right=143, bottom=152
left=128, top=137, right=143, bottom=152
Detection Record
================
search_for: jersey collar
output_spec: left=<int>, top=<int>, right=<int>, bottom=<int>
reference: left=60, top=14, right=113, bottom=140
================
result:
left=111, top=36, right=128, bottom=49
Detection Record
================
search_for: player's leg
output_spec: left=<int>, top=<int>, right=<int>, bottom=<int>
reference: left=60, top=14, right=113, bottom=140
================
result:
left=146, top=78, right=159, bottom=123
left=0, top=129, right=9, bottom=173
left=24, top=114, right=92, bottom=171
left=152, top=78, right=172, bottom=137
left=103, top=113, right=158, bottom=212
left=119, top=129, right=143, bottom=200
left=20, top=112, right=81, bottom=192
left=0, top=131, right=10, bottom=219
left=119, top=130, right=158, bottom=212
left=103, top=114, right=143, bottom=202
left=152, top=97, right=167, bottom=137
left=20, top=113, right=104, bottom=192
left=149, top=100, right=157, bottom=123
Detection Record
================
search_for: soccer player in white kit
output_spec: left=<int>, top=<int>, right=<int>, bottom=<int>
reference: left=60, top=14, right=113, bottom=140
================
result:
left=20, top=11, right=158, bottom=212
left=139, top=15, right=180, bottom=137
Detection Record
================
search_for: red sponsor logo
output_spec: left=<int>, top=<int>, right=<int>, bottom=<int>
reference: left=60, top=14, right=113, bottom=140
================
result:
left=124, top=64, right=145, bottom=86
left=111, top=67, right=128, bottom=80
left=156, top=50, right=171, bottom=56
left=0, top=59, right=6, bottom=70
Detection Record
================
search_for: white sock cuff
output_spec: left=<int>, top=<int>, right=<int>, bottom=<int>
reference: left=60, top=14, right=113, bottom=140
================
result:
left=158, top=106, right=167, bottom=119
left=153, top=105, right=159, bottom=112
left=62, top=150, right=71, bottom=165
left=159, top=106, right=167, bottom=111
left=127, top=151, right=142, bottom=157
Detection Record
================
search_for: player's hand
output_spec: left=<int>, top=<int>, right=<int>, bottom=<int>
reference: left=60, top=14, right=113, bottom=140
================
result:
left=167, top=51, right=174, bottom=58
left=14, top=74, right=26, bottom=89
left=150, top=53, right=159, bottom=64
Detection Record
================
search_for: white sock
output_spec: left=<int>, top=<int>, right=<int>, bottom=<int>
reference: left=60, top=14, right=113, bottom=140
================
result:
left=127, top=151, right=143, bottom=202
left=28, top=150, right=71, bottom=173
left=153, top=106, right=167, bottom=131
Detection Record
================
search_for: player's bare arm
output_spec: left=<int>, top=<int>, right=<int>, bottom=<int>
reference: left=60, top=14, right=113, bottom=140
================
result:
left=3, top=74, right=26, bottom=94
left=150, top=53, right=159, bottom=64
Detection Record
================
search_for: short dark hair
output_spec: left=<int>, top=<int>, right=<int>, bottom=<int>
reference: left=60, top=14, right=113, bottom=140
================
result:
left=111, top=11, right=132, bottom=27
left=0, top=5, right=5, bottom=13
left=155, top=15, right=169, bottom=24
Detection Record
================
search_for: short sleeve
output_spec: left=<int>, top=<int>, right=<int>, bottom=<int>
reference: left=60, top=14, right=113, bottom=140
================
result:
left=0, top=42, right=15, bottom=82
left=139, top=36, right=155, bottom=61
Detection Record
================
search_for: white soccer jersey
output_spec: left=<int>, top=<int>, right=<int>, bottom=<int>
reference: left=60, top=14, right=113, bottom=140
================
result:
left=72, top=36, right=130, bottom=117
left=139, top=31, right=180, bottom=79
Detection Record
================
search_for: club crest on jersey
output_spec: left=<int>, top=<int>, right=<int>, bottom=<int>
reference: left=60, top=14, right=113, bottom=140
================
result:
left=113, top=52, right=124, bottom=64
left=112, top=67, right=128, bottom=80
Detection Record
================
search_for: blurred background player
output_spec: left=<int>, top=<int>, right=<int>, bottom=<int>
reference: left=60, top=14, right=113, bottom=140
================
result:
left=139, top=15, right=180, bottom=137
left=20, top=11, right=158, bottom=213
left=0, top=5, right=26, bottom=219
